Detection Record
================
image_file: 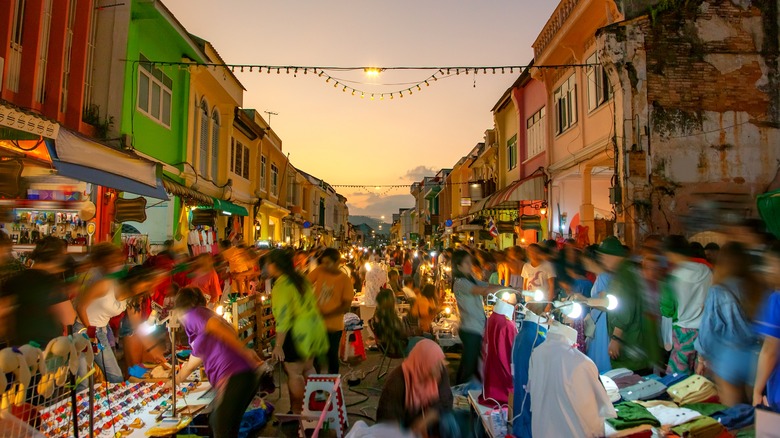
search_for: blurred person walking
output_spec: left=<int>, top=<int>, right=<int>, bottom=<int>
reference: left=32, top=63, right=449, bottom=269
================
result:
left=268, top=250, right=328, bottom=414
left=695, top=242, right=763, bottom=406
left=308, top=248, right=354, bottom=374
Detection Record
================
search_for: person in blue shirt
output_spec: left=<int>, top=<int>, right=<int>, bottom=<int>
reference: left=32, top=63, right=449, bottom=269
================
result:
left=695, top=242, right=763, bottom=406
left=755, top=242, right=780, bottom=408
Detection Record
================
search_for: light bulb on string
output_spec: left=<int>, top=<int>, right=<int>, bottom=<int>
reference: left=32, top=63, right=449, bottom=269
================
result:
left=318, top=70, right=324, bottom=77
left=360, top=93, right=365, bottom=99
left=343, top=86, right=347, bottom=92
left=400, top=91, right=404, bottom=98
left=432, top=76, right=437, bottom=81
left=409, top=89, right=413, bottom=95
left=380, top=94, right=384, bottom=100
left=510, top=67, right=514, bottom=73
left=231, top=66, right=236, bottom=72
left=417, top=85, right=421, bottom=91
left=267, top=67, right=271, bottom=73
left=456, top=69, right=459, bottom=75
left=276, top=68, right=280, bottom=74
left=326, top=77, right=330, bottom=83
left=248, top=66, right=253, bottom=72
left=370, top=94, right=374, bottom=100
left=501, top=68, right=505, bottom=74
left=240, top=66, right=244, bottom=72
left=294, top=68, right=298, bottom=74
left=446, top=69, right=450, bottom=74
left=425, top=81, right=429, bottom=86
left=333, top=82, right=338, bottom=88
left=492, top=68, right=496, bottom=74
left=351, top=90, right=355, bottom=96
left=390, top=94, right=394, bottom=99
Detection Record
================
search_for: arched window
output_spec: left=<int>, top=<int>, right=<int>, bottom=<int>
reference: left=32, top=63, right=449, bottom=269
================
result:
left=211, top=110, right=220, bottom=179
left=199, top=99, right=209, bottom=177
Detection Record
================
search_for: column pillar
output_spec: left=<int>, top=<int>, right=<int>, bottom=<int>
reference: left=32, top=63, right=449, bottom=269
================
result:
left=580, top=163, right=596, bottom=243
left=261, top=211, right=270, bottom=241
left=42, top=0, right=68, bottom=121
left=64, top=0, right=92, bottom=130
left=17, top=0, right=44, bottom=109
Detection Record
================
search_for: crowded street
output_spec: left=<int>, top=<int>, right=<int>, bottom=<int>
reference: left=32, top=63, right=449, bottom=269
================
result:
left=1, top=0, right=780, bottom=437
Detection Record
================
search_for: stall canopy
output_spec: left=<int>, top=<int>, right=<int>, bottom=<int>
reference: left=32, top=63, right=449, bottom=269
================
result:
left=162, top=176, right=212, bottom=205
left=758, top=189, right=780, bottom=239
left=486, top=173, right=545, bottom=209
left=208, top=197, right=249, bottom=216
left=45, top=130, right=168, bottom=200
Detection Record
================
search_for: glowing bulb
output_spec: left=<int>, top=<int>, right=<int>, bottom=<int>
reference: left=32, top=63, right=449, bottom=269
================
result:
left=364, top=262, right=372, bottom=272
left=216, top=305, right=224, bottom=315
left=414, top=252, right=418, bottom=259
left=501, top=292, right=511, bottom=301
left=430, top=251, right=437, bottom=257
left=364, top=67, right=382, bottom=77
left=539, top=207, right=547, bottom=215
left=520, top=237, right=527, bottom=244
left=534, top=290, right=545, bottom=302
left=417, top=85, right=421, bottom=91
left=607, top=294, right=618, bottom=310
left=138, top=322, right=156, bottom=336
left=444, top=307, right=452, bottom=315
left=563, top=302, right=583, bottom=319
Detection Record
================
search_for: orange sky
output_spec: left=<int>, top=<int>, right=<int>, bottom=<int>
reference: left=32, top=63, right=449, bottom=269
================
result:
left=165, top=0, right=557, bottom=218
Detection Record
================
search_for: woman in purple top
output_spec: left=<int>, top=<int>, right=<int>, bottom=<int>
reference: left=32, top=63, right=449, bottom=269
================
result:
left=174, top=287, right=263, bottom=438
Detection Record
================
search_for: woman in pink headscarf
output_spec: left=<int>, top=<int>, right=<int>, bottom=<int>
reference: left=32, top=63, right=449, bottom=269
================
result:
left=375, top=339, right=459, bottom=437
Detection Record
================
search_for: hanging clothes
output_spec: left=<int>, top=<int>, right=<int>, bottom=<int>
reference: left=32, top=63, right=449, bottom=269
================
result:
left=511, top=318, right=548, bottom=438
left=528, top=332, right=617, bottom=438
left=479, top=310, right=517, bottom=406
left=587, top=273, right=613, bottom=374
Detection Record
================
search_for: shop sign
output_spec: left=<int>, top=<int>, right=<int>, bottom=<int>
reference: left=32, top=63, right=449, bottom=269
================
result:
left=0, top=104, right=59, bottom=138
left=114, top=197, right=147, bottom=223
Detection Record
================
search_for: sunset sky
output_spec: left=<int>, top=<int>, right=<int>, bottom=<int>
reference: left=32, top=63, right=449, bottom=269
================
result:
left=165, top=0, right=558, bottom=218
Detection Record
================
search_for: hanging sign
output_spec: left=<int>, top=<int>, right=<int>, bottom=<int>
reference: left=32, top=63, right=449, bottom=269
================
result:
left=519, top=214, right=542, bottom=231
left=0, top=103, right=59, bottom=138
left=445, top=219, right=453, bottom=227
left=303, top=221, right=312, bottom=229
left=86, top=222, right=96, bottom=236
left=114, top=197, right=147, bottom=223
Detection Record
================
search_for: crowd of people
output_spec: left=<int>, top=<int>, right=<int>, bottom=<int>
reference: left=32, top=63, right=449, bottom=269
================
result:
left=2, top=216, right=780, bottom=436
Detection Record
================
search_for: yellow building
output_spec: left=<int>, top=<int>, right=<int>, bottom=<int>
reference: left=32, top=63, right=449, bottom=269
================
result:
left=182, top=36, right=252, bottom=242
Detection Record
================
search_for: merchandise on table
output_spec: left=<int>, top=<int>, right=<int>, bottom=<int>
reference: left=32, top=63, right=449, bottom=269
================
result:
left=667, top=375, right=718, bottom=405
left=36, top=380, right=203, bottom=438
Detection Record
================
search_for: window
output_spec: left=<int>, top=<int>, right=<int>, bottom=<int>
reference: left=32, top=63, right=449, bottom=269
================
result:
left=586, top=53, right=612, bottom=112
left=137, top=54, right=173, bottom=126
left=554, top=74, right=577, bottom=135
left=230, top=139, right=249, bottom=180
left=210, top=110, right=220, bottom=179
left=526, top=107, right=546, bottom=159
left=198, top=100, right=208, bottom=177
left=260, top=155, right=267, bottom=191
left=83, top=2, right=99, bottom=112
left=35, top=0, right=53, bottom=104
left=271, top=164, right=279, bottom=196
left=7, top=0, right=26, bottom=92
left=60, top=0, right=77, bottom=112
left=287, top=175, right=295, bottom=205
left=507, top=134, right=518, bottom=170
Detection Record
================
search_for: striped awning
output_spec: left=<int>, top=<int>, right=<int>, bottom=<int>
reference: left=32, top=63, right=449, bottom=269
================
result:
left=162, top=177, right=212, bottom=205
left=486, top=174, right=545, bottom=208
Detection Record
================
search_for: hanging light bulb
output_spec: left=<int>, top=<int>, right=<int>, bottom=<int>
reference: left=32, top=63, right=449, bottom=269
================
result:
left=351, top=90, right=355, bottom=95
left=267, top=67, right=271, bottom=73
left=390, top=94, right=394, bottom=99
left=425, top=81, right=429, bottom=86
left=276, top=68, right=280, bottom=74
left=333, top=82, right=337, bottom=88
left=249, top=66, right=253, bottom=72
left=326, top=77, right=330, bottom=83
left=417, top=85, right=421, bottom=91
left=360, top=92, right=365, bottom=98
left=380, top=94, right=384, bottom=100
left=510, top=67, right=514, bottom=73
left=432, top=76, right=438, bottom=81
left=438, top=69, right=444, bottom=75
left=343, top=86, right=347, bottom=92
left=294, top=68, right=299, bottom=74
left=231, top=66, right=236, bottom=72
left=456, top=69, right=460, bottom=75
left=409, top=89, right=413, bottom=95
left=370, top=94, right=374, bottom=100
left=318, top=71, right=324, bottom=77
left=400, top=91, right=404, bottom=98
left=501, top=68, right=505, bottom=74
left=446, top=69, right=451, bottom=74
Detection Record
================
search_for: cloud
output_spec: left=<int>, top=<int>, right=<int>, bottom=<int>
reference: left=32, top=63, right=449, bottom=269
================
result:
left=347, top=193, right=415, bottom=218
left=401, top=165, right=438, bottom=181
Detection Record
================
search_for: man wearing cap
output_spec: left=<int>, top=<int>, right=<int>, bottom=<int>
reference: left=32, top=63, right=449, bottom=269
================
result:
left=599, top=237, right=659, bottom=372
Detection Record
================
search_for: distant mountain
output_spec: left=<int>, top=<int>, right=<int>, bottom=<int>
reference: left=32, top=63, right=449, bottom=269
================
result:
left=349, top=215, right=390, bottom=233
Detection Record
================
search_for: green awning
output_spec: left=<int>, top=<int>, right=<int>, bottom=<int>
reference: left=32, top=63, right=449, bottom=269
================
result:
left=200, top=197, right=248, bottom=216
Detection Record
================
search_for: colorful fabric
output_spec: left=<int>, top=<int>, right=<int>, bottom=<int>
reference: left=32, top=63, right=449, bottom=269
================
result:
left=668, top=326, right=699, bottom=374
left=667, top=375, right=718, bottom=405
left=607, top=402, right=661, bottom=430
left=646, top=405, right=701, bottom=426
left=754, top=290, right=780, bottom=410
left=512, top=320, right=548, bottom=438
left=712, top=403, right=755, bottom=430
left=682, top=402, right=728, bottom=417
left=271, top=275, right=329, bottom=360
left=671, top=416, right=724, bottom=438
left=619, top=379, right=668, bottom=401
left=479, top=311, right=517, bottom=405
left=587, top=273, right=613, bottom=373
left=401, top=339, right=445, bottom=413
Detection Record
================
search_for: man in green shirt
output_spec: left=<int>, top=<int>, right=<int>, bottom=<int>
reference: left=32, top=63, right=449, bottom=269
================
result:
left=599, top=237, right=660, bottom=372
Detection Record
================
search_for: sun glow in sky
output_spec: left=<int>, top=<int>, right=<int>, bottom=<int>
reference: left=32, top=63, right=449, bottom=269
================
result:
left=165, top=0, right=557, bottom=217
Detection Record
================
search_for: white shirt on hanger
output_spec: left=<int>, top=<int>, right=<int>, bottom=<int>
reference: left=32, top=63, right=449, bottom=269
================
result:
left=528, top=332, right=616, bottom=438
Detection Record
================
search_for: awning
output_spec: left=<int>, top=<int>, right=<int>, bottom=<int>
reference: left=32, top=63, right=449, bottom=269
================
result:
left=486, top=174, right=545, bottom=208
left=45, top=130, right=168, bottom=200
left=162, top=177, right=212, bottom=205
left=468, top=197, right=491, bottom=214
left=758, top=189, right=780, bottom=239
left=211, top=198, right=249, bottom=216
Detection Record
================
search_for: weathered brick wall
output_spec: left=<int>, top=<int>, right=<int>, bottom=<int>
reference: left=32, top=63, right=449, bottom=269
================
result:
left=600, top=0, right=780, bottom=237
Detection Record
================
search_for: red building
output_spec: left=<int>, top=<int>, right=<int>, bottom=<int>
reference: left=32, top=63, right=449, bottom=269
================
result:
left=0, top=0, right=97, bottom=135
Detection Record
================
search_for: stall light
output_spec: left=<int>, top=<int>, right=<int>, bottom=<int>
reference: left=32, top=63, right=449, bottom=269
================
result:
left=414, top=252, right=418, bottom=259
left=501, top=291, right=512, bottom=301
left=223, top=211, right=232, bottom=216
left=520, top=237, right=527, bottom=244
left=522, top=289, right=546, bottom=302
left=561, top=302, right=584, bottom=319
left=430, top=251, right=437, bottom=258
left=364, top=262, right=372, bottom=272
left=444, top=306, right=452, bottom=315
left=216, top=305, right=224, bottom=316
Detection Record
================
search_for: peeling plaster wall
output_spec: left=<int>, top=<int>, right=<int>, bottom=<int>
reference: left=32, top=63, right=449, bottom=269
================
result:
left=600, top=0, right=780, bottom=239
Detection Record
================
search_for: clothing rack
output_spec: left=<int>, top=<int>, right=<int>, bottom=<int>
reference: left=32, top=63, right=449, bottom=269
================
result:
left=121, top=233, right=149, bottom=265
left=187, top=226, right=218, bottom=256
